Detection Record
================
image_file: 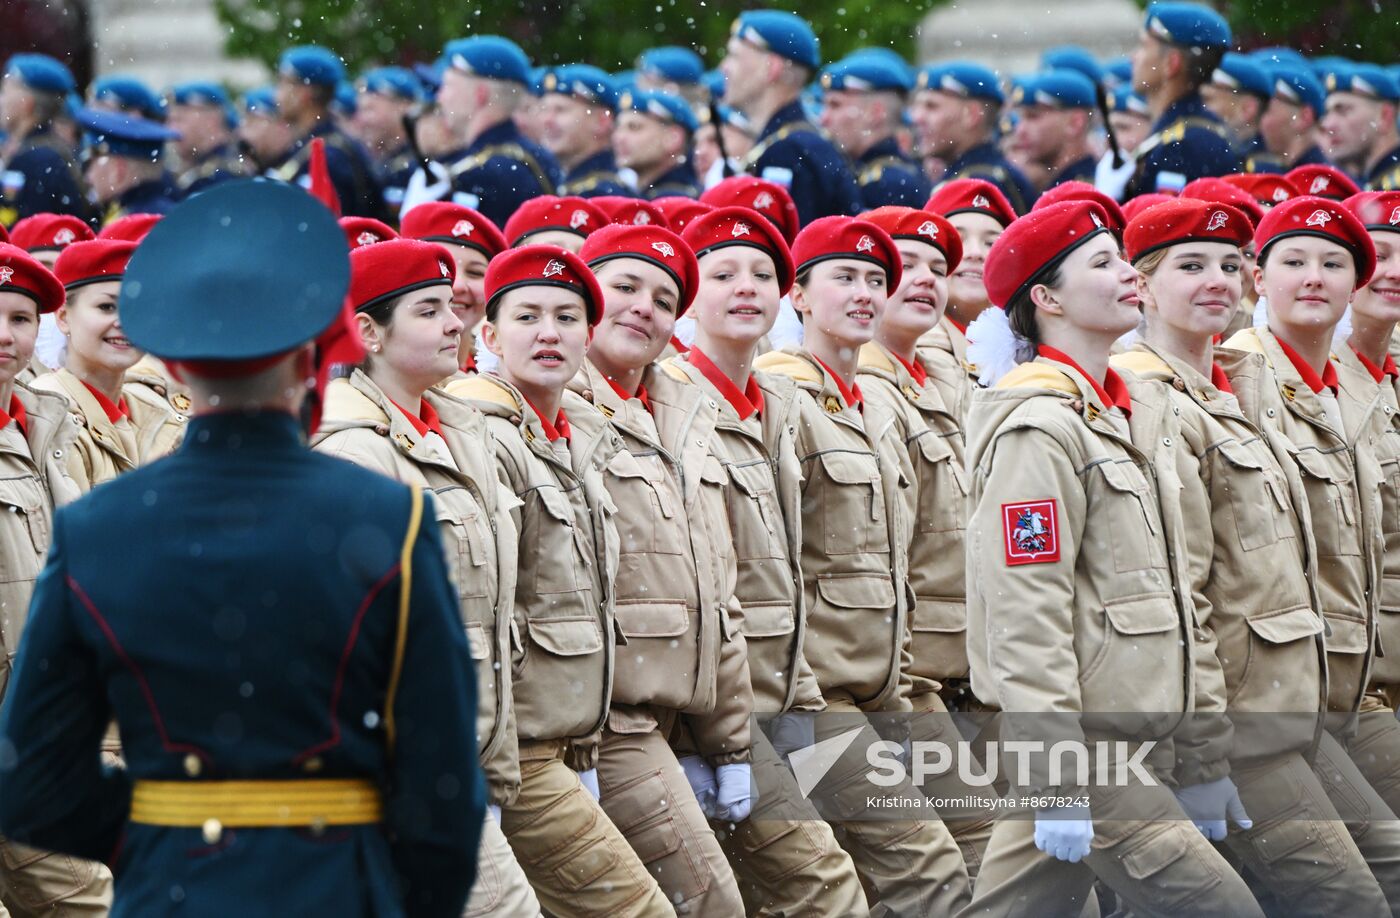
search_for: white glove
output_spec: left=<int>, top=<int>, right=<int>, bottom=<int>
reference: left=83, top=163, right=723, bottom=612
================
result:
left=1174, top=776, right=1252, bottom=841
left=399, top=161, right=451, bottom=219
left=715, top=763, right=755, bottom=823
left=1034, top=805, right=1094, bottom=863
left=767, top=714, right=814, bottom=761
left=678, top=755, right=719, bottom=816
left=1094, top=150, right=1136, bottom=203
left=578, top=768, right=600, bottom=801
left=488, top=804, right=501, bottom=825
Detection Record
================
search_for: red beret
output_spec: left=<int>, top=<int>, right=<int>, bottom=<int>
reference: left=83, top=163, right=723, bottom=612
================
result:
left=1255, top=196, right=1376, bottom=289
left=591, top=196, right=670, bottom=229
left=651, top=197, right=714, bottom=234
left=1180, top=177, right=1264, bottom=229
left=1345, top=191, right=1400, bottom=234
left=339, top=216, right=399, bottom=249
left=681, top=205, right=795, bottom=295
left=860, top=206, right=963, bottom=273
left=349, top=238, right=455, bottom=313
left=1034, top=182, right=1126, bottom=237
left=502, top=196, right=607, bottom=246
left=401, top=202, right=507, bottom=260
left=8, top=214, right=95, bottom=252
left=1286, top=164, right=1360, bottom=201
left=700, top=176, right=800, bottom=244
left=579, top=223, right=699, bottom=316
left=1221, top=173, right=1295, bottom=208
left=484, top=245, right=605, bottom=326
left=985, top=201, right=1114, bottom=308
left=1122, top=193, right=1177, bottom=223
left=791, top=216, right=903, bottom=292
left=1123, top=199, right=1252, bottom=263
left=925, top=178, right=1016, bottom=228
left=98, top=213, right=161, bottom=243
left=53, top=239, right=137, bottom=290
left=0, top=224, right=7, bottom=245
left=0, top=243, right=64, bottom=314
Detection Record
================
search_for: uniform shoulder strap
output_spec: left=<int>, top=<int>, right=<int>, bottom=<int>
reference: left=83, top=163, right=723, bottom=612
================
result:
left=857, top=155, right=907, bottom=185
left=383, top=484, right=424, bottom=755
left=743, top=120, right=818, bottom=169
left=449, top=143, right=556, bottom=195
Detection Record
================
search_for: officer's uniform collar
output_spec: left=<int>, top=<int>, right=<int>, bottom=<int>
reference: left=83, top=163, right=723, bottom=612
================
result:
left=183, top=409, right=304, bottom=452
left=757, top=98, right=809, bottom=141
left=565, top=148, right=619, bottom=182
left=1152, top=91, right=1212, bottom=132
left=466, top=118, right=522, bottom=154
left=857, top=136, right=904, bottom=165
left=947, top=140, right=1002, bottom=173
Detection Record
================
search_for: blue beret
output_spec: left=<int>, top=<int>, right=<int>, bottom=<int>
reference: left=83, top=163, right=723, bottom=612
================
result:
left=241, top=87, right=280, bottom=116
left=121, top=180, right=350, bottom=362
left=1251, top=47, right=1310, bottom=70
left=1013, top=70, right=1097, bottom=109
left=1210, top=53, right=1272, bottom=98
left=637, top=47, right=705, bottom=85
left=702, top=69, right=725, bottom=100
left=539, top=65, right=619, bottom=110
left=1103, top=56, right=1132, bottom=88
left=278, top=45, right=346, bottom=88
left=916, top=62, right=1004, bottom=104
left=170, top=81, right=239, bottom=129
left=92, top=76, right=166, bottom=122
left=1108, top=85, right=1150, bottom=117
left=331, top=81, right=357, bottom=118
left=413, top=61, right=444, bottom=95
left=841, top=47, right=915, bottom=87
left=64, top=91, right=82, bottom=119
left=612, top=70, right=639, bottom=95
left=358, top=66, right=421, bottom=102
left=820, top=55, right=912, bottom=93
left=77, top=107, right=178, bottom=162
left=1143, top=2, right=1231, bottom=50
left=619, top=89, right=697, bottom=133
left=731, top=10, right=820, bottom=70
left=442, top=36, right=532, bottom=85
left=4, top=54, right=75, bottom=95
left=1327, top=63, right=1400, bottom=102
left=1268, top=65, right=1326, bottom=115
left=1041, top=47, right=1105, bottom=87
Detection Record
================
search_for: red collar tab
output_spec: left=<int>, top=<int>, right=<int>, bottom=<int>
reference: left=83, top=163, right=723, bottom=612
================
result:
left=524, top=395, right=570, bottom=443
left=1274, top=336, right=1338, bottom=394
left=389, top=397, right=444, bottom=440
left=891, top=350, right=928, bottom=387
left=812, top=354, right=863, bottom=411
left=0, top=393, right=27, bottom=437
left=946, top=315, right=967, bottom=336
left=1210, top=362, right=1233, bottom=395
left=669, top=335, right=689, bottom=354
left=604, top=376, right=651, bottom=412
left=689, top=347, right=763, bottom=420
left=1038, top=345, right=1133, bottom=418
left=80, top=380, right=129, bottom=423
left=1351, top=345, right=1399, bottom=384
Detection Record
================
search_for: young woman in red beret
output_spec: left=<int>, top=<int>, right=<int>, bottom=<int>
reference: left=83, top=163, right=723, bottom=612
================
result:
left=962, top=200, right=1262, bottom=916
left=665, top=206, right=868, bottom=916
left=450, top=246, right=673, bottom=917
left=32, top=239, right=183, bottom=490
left=1112, top=198, right=1399, bottom=911
left=310, top=238, right=543, bottom=917
left=563, top=223, right=750, bottom=916
left=0, top=244, right=107, bottom=913
left=755, top=215, right=974, bottom=916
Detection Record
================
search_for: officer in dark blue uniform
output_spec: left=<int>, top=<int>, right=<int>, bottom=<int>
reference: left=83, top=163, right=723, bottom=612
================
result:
left=1123, top=2, right=1239, bottom=197
left=0, top=179, right=484, bottom=918
left=538, top=65, right=633, bottom=198
left=1323, top=65, right=1400, bottom=191
left=405, top=36, right=559, bottom=228
left=167, top=82, right=251, bottom=199
left=0, top=54, right=90, bottom=227
left=272, top=46, right=382, bottom=218
left=354, top=67, right=422, bottom=217
left=720, top=10, right=860, bottom=225
left=1244, top=64, right=1330, bottom=173
left=634, top=46, right=708, bottom=110
left=819, top=55, right=930, bottom=209
left=1201, top=52, right=1271, bottom=158
left=912, top=62, right=1038, bottom=213
left=615, top=89, right=701, bottom=198
left=76, top=108, right=180, bottom=226
left=1008, top=70, right=1100, bottom=189
left=89, top=76, right=168, bottom=123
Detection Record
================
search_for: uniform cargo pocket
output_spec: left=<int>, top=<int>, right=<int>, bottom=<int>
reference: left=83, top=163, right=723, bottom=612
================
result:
left=1244, top=607, right=1323, bottom=644
left=816, top=574, right=896, bottom=610
left=1102, top=595, right=1179, bottom=635
left=911, top=598, right=964, bottom=633
left=530, top=486, right=587, bottom=595
left=740, top=602, right=795, bottom=639
left=0, top=477, right=48, bottom=567
left=1213, top=438, right=1288, bottom=552
left=1323, top=615, right=1369, bottom=655
left=526, top=618, right=604, bottom=657
left=1291, top=447, right=1360, bottom=559
left=1094, top=460, right=1166, bottom=573
left=1081, top=596, right=1182, bottom=700
left=614, top=601, right=689, bottom=639
left=814, top=450, right=890, bottom=556
left=606, top=450, right=684, bottom=556
left=914, top=433, right=966, bottom=535
left=725, top=462, right=787, bottom=564
left=464, top=621, right=491, bottom=660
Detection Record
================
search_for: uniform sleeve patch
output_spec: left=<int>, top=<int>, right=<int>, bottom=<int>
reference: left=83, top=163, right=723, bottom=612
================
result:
left=1002, top=499, right=1060, bottom=565
left=760, top=166, right=794, bottom=188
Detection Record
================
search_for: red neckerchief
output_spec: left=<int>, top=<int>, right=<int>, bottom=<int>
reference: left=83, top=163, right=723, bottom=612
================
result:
left=1210, top=362, right=1234, bottom=395
left=460, top=350, right=477, bottom=373
left=891, top=350, right=929, bottom=387
left=605, top=376, right=651, bottom=412
left=1351, top=345, right=1400, bottom=384
left=0, top=394, right=27, bottom=437
left=946, top=316, right=967, bottom=335
left=669, top=335, right=690, bottom=354
left=523, top=395, right=570, bottom=442
left=1038, top=345, right=1133, bottom=418
left=1273, top=336, right=1339, bottom=394
left=80, top=380, right=129, bottom=423
left=689, top=346, right=764, bottom=421
left=1212, top=333, right=1223, bottom=345
left=388, top=397, right=444, bottom=440
left=811, top=354, right=864, bottom=411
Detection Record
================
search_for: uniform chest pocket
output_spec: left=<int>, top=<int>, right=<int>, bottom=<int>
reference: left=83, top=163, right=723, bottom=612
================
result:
left=433, top=487, right=494, bottom=601
left=605, top=449, right=686, bottom=556
left=812, top=449, right=890, bottom=557
left=1093, top=459, right=1167, bottom=574
left=0, top=477, right=48, bottom=582
left=528, top=485, right=588, bottom=595
left=726, top=460, right=787, bottom=563
left=1291, top=447, right=1361, bottom=559
left=912, top=432, right=966, bottom=535
left=1378, top=426, right=1400, bottom=537
left=1213, top=438, right=1290, bottom=553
